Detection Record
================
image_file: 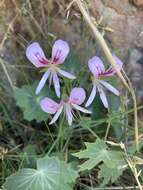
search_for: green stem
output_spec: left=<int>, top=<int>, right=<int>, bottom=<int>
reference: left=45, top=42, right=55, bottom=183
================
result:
left=47, top=116, right=66, bottom=155
left=58, top=115, right=66, bottom=152
left=104, top=121, right=111, bottom=141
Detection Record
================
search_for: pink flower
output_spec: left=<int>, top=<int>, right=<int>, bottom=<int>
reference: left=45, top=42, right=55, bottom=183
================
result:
left=40, top=88, right=91, bottom=126
left=26, top=39, right=76, bottom=97
left=85, top=55, right=123, bottom=108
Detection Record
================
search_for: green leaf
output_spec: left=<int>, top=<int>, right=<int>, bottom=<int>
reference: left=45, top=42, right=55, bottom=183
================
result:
left=91, top=96, right=104, bottom=120
left=3, top=156, right=78, bottom=190
left=20, top=145, right=37, bottom=168
left=14, top=83, right=51, bottom=122
left=106, top=76, right=121, bottom=113
left=98, top=163, right=125, bottom=187
left=73, top=139, right=107, bottom=159
left=127, top=141, right=143, bottom=154
left=73, top=138, right=126, bottom=172
left=62, top=51, right=81, bottom=74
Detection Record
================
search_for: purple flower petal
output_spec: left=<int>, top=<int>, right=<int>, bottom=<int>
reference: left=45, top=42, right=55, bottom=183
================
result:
left=53, top=72, right=60, bottom=98
left=97, top=86, right=108, bottom=108
left=57, top=68, right=76, bottom=79
left=40, top=98, right=59, bottom=114
left=103, top=55, right=123, bottom=76
left=88, top=56, right=105, bottom=77
left=52, top=39, right=70, bottom=64
left=26, top=42, right=49, bottom=68
left=49, top=72, right=53, bottom=88
left=36, top=70, right=50, bottom=94
left=69, top=88, right=86, bottom=105
left=85, top=86, right=96, bottom=107
left=99, top=80, right=119, bottom=96
left=113, top=54, right=123, bottom=69
left=72, top=104, right=92, bottom=114
left=65, top=104, right=73, bottom=126
left=49, top=105, right=64, bottom=125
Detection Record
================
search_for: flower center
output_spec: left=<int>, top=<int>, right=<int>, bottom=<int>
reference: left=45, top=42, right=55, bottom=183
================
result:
left=40, top=63, right=58, bottom=73
left=62, top=94, right=69, bottom=103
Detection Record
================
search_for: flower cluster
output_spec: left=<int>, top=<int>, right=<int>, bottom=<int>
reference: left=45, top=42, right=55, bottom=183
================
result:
left=26, top=39, right=123, bottom=126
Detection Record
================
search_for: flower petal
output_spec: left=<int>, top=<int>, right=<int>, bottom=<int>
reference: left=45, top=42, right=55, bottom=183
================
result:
left=85, top=86, right=96, bottom=107
left=99, top=80, right=119, bottom=96
left=103, top=55, right=123, bottom=76
left=49, top=105, right=64, bottom=125
left=97, top=86, right=108, bottom=108
left=88, top=56, right=105, bottom=77
left=65, top=104, right=73, bottom=126
left=72, top=104, right=92, bottom=114
left=69, top=88, right=86, bottom=105
left=36, top=70, right=50, bottom=94
left=113, top=54, right=123, bottom=68
left=52, top=39, right=70, bottom=64
left=26, top=42, right=49, bottom=68
left=53, top=72, right=60, bottom=98
left=57, top=68, right=76, bottom=79
left=40, top=97, right=59, bottom=114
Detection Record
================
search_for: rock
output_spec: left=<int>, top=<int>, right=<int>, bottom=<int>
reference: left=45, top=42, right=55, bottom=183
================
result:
left=132, top=0, right=143, bottom=7
left=90, top=0, right=143, bottom=58
left=127, top=49, right=143, bottom=103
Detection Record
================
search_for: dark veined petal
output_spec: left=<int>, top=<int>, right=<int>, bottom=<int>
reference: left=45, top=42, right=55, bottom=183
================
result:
left=103, top=55, right=123, bottom=76
left=88, top=56, right=105, bottom=77
left=26, top=42, right=49, bottom=67
left=52, top=39, right=70, bottom=64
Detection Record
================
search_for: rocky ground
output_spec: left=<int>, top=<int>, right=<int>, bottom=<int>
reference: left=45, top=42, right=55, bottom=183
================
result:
left=0, top=0, right=143, bottom=102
